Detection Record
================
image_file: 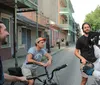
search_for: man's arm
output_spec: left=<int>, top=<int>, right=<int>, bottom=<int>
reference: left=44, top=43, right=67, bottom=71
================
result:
left=27, top=53, right=47, bottom=66
left=74, top=49, right=87, bottom=64
left=4, top=73, right=27, bottom=82
left=44, top=53, right=52, bottom=66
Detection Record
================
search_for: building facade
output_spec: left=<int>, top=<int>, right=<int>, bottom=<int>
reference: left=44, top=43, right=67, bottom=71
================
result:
left=38, top=0, right=75, bottom=47
left=58, top=0, right=76, bottom=44
left=0, top=0, right=37, bottom=60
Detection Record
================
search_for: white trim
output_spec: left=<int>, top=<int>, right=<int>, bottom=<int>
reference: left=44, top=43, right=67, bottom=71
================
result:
left=59, top=11, right=69, bottom=14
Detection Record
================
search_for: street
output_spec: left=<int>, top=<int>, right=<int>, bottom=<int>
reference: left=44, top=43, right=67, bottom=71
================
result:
left=4, top=46, right=100, bottom=85
left=50, top=46, right=81, bottom=85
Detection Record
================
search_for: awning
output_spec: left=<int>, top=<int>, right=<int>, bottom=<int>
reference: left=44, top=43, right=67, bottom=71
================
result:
left=17, top=14, right=36, bottom=27
left=0, top=0, right=37, bottom=11
left=17, top=14, right=47, bottom=29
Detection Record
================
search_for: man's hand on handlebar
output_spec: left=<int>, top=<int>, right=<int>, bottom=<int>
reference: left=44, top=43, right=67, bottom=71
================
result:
left=39, top=60, right=51, bottom=67
left=45, top=60, right=52, bottom=67
left=39, top=62, right=47, bottom=67
left=27, top=60, right=52, bottom=67
left=81, top=57, right=87, bottom=65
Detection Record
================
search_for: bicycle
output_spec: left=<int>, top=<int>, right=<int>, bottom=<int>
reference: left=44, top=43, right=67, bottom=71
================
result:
left=8, top=63, right=67, bottom=85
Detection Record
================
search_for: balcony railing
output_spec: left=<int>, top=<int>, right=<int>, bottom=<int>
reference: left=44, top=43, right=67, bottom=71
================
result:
left=29, top=0, right=38, bottom=5
left=59, top=7, right=68, bottom=14
left=59, top=24, right=69, bottom=30
left=59, top=24, right=75, bottom=32
left=0, top=0, right=38, bottom=10
left=17, top=0, right=38, bottom=9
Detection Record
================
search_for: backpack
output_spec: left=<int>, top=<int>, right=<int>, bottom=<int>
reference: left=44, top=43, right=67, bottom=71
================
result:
left=88, top=31, right=100, bottom=45
left=87, top=31, right=100, bottom=62
left=87, top=45, right=97, bottom=63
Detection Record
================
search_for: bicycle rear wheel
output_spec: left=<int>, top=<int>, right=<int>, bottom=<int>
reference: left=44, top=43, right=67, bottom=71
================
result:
left=10, top=81, right=28, bottom=85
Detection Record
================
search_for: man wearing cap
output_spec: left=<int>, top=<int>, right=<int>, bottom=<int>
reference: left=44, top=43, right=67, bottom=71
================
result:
left=21, top=37, right=52, bottom=85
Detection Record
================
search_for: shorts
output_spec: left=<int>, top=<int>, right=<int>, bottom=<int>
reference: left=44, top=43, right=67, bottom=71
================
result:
left=80, top=64, right=88, bottom=78
left=21, top=66, right=37, bottom=78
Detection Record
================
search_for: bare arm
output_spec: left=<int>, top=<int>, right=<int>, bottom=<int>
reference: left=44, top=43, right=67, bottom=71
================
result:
left=44, top=53, right=52, bottom=66
left=74, top=49, right=87, bottom=64
left=4, top=73, right=26, bottom=82
left=27, top=53, right=46, bottom=66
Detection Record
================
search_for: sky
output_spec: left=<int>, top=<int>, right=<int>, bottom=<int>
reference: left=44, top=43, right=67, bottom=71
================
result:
left=70, top=0, right=100, bottom=27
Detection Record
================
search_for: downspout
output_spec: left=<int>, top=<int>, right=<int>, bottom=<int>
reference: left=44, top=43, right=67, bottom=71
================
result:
left=36, top=11, right=38, bottom=38
left=67, top=0, right=70, bottom=43
left=36, top=0, right=38, bottom=38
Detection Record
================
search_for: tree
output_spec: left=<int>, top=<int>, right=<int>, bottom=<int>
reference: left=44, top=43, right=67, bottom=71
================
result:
left=84, top=5, right=100, bottom=31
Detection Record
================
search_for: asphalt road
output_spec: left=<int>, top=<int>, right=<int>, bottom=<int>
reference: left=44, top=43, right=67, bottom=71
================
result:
left=4, top=46, right=100, bottom=85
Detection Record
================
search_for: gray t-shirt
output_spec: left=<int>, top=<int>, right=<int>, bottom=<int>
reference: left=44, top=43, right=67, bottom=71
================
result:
left=22, top=47, right=47, bottom=69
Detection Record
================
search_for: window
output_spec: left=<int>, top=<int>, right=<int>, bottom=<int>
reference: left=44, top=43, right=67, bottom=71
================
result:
left=22, top=28, right=27, bottom=45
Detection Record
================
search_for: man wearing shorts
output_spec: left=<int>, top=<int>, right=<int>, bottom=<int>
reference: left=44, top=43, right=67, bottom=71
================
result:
left=22, top=37, right=52, bottom=85
left=74, top=22, right=97, bottom=85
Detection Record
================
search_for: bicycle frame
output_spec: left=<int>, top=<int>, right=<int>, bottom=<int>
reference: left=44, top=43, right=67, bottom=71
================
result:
left=27, top=64, right=67, bottom=85
left=27, top=67, right=56, bottom=85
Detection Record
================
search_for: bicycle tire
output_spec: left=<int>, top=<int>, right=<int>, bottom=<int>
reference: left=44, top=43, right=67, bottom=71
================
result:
left=10, top=81, right=28, bottom=85
left=10, top=82, right=16, bottom=85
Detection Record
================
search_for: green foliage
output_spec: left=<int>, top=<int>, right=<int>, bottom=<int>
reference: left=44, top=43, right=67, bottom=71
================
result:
left=84, top=5, right=100, bottom=31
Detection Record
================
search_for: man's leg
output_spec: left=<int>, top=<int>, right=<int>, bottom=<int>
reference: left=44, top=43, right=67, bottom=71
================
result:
left=80, top=64, right=88, bottom=85
left=81, top=77, right=88, bottom=85
left=21, top=67, right=34, bottom=85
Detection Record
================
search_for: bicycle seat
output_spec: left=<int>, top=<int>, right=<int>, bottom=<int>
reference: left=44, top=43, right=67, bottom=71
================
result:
left=8, top=67, right=23, bottom=77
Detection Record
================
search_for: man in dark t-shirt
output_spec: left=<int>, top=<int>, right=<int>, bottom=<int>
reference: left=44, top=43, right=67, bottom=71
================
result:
left=74, top=22, right=97, bottom=85
left=76, top=35, right=96, bottom=63
left=0, top=19, right=27, bottom=85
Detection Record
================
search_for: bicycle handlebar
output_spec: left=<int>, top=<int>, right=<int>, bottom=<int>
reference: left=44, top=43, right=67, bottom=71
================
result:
left=26, top=62, right=43, bottom=67
left=26, top=62, right=67, bottom=81
left=26, top=62, right=33, bottom=64
left=50, top=64, right=67, bottom=80
left=53, top=64, right=67, bottom=71
left=27, top=62, right=67, bottom=71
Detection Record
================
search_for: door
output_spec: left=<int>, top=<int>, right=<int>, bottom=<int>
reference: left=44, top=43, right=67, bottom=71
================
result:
left=27, top=29, right=31, bottom=50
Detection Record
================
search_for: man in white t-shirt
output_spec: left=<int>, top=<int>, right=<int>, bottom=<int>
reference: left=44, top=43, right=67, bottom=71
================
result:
left=22, top=37, right=52, bottom=85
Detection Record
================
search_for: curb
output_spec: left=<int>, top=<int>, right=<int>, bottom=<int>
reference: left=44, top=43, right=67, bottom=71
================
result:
left=41, top=47, right=65, bottom=61
left=51, top=47, right=65, bottom=56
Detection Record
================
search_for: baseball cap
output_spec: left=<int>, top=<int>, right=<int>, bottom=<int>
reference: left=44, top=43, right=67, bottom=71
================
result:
left=35, top=37, right=46, bottom=44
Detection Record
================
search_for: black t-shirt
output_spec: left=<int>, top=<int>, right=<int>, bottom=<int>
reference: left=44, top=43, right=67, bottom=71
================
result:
left=76, top=35, right=97, bottom=63
left=0, top=56, right=4, bottom=85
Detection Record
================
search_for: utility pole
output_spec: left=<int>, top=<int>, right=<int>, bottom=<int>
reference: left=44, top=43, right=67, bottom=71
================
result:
left=14, top=0, right=18, bottom=67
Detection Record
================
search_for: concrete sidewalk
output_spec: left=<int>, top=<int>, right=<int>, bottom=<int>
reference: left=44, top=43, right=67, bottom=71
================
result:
left=2, top=46, right=65, bottom=73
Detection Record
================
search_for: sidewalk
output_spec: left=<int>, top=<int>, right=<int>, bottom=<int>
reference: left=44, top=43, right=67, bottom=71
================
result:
left=2, top=46, right=65, bottom=73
